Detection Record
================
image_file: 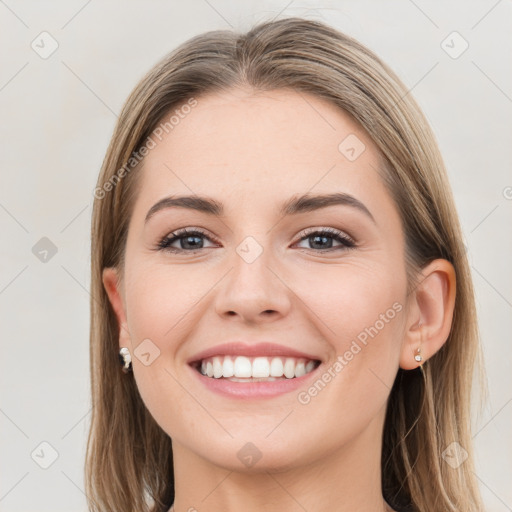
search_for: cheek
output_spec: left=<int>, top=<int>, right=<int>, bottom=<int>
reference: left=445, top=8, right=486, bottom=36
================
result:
left=293, top=261, right=405, bottom=400
left=124, top=260, right=210, bottom=341
left=123, top=262, right=209, bottom=439
left=295, top=259, right=405, bottom=346
left=283, top=274, right=405, bottom=458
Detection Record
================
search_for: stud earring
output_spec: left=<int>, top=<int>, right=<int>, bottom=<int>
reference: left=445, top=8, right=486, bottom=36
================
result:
left=119, top=347, right=132, bottom=373
left=414, top=346, right=423, bottom=364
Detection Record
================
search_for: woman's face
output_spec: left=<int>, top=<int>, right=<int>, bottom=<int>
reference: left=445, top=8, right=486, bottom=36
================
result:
left=105, top=87, right=412, bottom=471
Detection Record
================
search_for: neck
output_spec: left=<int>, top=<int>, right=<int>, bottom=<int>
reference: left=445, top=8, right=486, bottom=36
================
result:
left=169, top=407, right=393, bottom=512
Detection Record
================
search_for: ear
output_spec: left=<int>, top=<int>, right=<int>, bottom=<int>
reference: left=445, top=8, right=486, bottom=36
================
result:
left=102, top=267, right=131, bottom=350
left=400, top=259, right=456, bottom=370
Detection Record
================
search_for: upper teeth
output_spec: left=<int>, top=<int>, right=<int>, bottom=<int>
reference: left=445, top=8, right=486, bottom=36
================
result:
left=199, top=356, right=318, bottom=379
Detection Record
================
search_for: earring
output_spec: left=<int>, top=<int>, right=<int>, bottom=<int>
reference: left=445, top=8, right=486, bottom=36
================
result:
left=119, top=347, right=132, bottom=373
left=414, top=346, right=423, bottom=364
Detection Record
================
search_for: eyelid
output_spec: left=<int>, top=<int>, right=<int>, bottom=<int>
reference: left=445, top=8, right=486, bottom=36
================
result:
left=172, top=226, right=213, bottom=238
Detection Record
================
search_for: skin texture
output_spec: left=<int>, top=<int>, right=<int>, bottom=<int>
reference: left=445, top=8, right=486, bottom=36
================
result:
left=103, top=87, right=456, bottom=512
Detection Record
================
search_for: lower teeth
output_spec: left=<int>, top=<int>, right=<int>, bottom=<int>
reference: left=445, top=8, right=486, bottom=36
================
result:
left=224, top=376, right=288, bottom=382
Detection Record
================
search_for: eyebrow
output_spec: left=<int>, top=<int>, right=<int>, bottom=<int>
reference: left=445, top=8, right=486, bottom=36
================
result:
left=144, top=192, right=375, bottom=224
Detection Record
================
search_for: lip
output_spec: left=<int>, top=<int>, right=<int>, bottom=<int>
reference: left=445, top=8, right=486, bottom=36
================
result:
left=186, top=342, right=323, bottom=400
left=187, top=341, right=323, bottom=365
left=187, top=360, right=323, bottom=400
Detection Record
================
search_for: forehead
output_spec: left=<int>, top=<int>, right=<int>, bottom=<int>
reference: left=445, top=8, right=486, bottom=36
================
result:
left=133, top=87, right=392, bottom=218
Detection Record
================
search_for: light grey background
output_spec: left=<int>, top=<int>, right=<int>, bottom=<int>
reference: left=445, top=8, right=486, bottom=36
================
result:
left=0, top=1, right=511, bottom=511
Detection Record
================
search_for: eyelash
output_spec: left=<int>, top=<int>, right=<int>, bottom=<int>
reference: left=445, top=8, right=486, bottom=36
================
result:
left=156, top=227, right=356, bottom=254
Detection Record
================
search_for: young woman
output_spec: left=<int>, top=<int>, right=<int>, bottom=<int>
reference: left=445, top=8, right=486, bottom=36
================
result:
left=86, top=17, right=484, bottom=512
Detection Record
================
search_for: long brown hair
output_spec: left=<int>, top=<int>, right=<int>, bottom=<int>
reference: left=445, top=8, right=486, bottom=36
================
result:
left=86, top=17, right=485, bottom=512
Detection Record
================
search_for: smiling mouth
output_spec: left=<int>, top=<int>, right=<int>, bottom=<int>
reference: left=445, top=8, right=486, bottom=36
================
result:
left=191, top=355, right=321, bottom=381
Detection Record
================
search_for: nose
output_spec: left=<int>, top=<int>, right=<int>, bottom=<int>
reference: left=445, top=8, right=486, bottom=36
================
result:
left=213, top=242, right=292, bottom=324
